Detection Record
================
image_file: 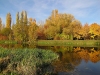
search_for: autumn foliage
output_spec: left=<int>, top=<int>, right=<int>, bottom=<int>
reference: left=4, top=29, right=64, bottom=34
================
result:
left=0, top=10, right=100, bottom=42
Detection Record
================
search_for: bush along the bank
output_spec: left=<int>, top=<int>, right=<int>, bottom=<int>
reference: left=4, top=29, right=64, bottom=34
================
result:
left=0, top=47, right=58, bottom=75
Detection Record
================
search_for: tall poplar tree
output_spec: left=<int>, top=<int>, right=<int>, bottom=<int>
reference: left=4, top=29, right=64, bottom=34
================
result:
left=16, top=12, right=19, bottom=25
left=0, top=18, right=2, bottom=31
left=23, top=11, right=28, bottom=42
left=1, top=13, right=12, bottom=37
left=13, top=12, right=23, bottom=43
left=13, top=11, right=28, bottom=43
left=24, top=11, right=28, bottom=25
left=6, top=13, right=11, bottom=29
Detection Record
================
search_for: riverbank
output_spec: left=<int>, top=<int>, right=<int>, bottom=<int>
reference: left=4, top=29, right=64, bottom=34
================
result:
left=0, top=40, right=100, bottom=47
left=37, top=40, right=100, bottom=47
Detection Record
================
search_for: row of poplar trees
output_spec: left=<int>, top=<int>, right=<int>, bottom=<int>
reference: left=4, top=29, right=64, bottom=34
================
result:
left=13, top=11, right=38, bottom=43
left=0, top=11, right=38, bottom=43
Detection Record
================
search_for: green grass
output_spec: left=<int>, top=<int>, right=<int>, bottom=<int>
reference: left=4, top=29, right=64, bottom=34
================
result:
left=0, top=47, right=58, bottom=75
left=1, top=40, right=100, bottom=47
left=37, top=40, right=100, bottom=47
left=0, top=40, right=17, bottom=44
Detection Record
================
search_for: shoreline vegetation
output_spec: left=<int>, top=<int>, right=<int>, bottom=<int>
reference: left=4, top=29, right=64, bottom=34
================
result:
left=0, top=47, right=58, bottom=75
left=37, top=40, right=100, bottom=47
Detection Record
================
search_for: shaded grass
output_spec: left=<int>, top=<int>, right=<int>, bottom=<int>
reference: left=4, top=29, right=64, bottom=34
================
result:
left=37, top=40, right=100, bottom=47
left=0, top=47, right=58, bottom=75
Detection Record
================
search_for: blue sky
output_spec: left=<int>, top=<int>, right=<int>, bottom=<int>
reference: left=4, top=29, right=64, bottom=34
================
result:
left=0, top=0, right=100, bottom=25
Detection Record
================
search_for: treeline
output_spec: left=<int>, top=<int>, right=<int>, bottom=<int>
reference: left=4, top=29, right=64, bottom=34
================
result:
left=0, top=9, right=100, bottom=43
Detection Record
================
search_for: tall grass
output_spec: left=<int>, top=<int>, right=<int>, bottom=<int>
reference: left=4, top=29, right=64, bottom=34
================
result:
left=0, top=47, right=58, bottom=75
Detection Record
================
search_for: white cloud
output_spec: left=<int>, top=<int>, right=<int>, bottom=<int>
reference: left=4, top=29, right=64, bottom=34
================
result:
left=3, top=0, right=100, bottom=24
left=56, top=0, right=100, bottom=24
left=58, top=0, right=96, bottom=15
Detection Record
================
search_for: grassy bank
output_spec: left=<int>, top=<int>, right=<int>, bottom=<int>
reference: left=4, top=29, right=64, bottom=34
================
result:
left=0, top=40, right=17, bottom=44
left=37, top=40, right=100, bottom=47
left=1, top=40, right=100, bottom=47
left=0, top=47, right=58, bottom=75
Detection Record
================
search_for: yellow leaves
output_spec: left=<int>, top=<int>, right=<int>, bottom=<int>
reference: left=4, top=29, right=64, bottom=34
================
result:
left=44, top=26, right=58, bottom=39
left=29, top=18, right=36, bottom=26
left=74, top=47, right=81, bottom=52
left=79, top=24, right=90, bottom=36
left=6, top=13, right=11, bottom=29
left=74, top=47, right=100, bottom=63
left=78, top=50, right=89, bottom=62
left=28, top=18, right=38, bottom=41
left=89, top=23, right=100, bottom=36
left=79, top=23, right=100, bottom=39
left=70, top=20, right=82, bottom=39
left=89, top=50, right=100, bottom=63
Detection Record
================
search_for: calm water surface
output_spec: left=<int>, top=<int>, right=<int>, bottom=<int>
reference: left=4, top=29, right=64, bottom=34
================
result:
left=37, top=46, right=100, bottom=75
left=0, top=44, right=100, bottom=75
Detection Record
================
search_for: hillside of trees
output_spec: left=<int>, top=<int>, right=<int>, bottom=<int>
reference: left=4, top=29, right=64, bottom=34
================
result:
left=0, top=9, right=100, bottom=43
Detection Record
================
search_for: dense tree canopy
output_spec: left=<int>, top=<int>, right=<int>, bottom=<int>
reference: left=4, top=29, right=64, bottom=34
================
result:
left=28, top=18, right=38, bottom=42
left=0, top=9, right=100, bottom=42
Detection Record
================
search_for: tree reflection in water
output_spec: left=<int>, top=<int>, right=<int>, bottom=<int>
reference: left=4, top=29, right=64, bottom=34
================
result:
left=52, top=46, right=100, bottom=74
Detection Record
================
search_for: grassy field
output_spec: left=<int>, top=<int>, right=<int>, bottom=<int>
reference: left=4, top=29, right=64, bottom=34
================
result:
left=37, top=40, right=100, bottom=47
left=0, top=47, right=58, bottom=75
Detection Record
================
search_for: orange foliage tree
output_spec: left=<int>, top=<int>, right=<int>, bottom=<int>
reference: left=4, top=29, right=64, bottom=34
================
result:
left=80, top=23, right=90, bottom=40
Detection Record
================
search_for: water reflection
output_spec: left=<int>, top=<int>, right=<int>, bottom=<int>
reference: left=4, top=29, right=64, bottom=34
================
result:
left=74, top=47, right=100, bottom=63
left=52, top=46, right=100, bottom=75
left=37, top=46, right=100, bottom=75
